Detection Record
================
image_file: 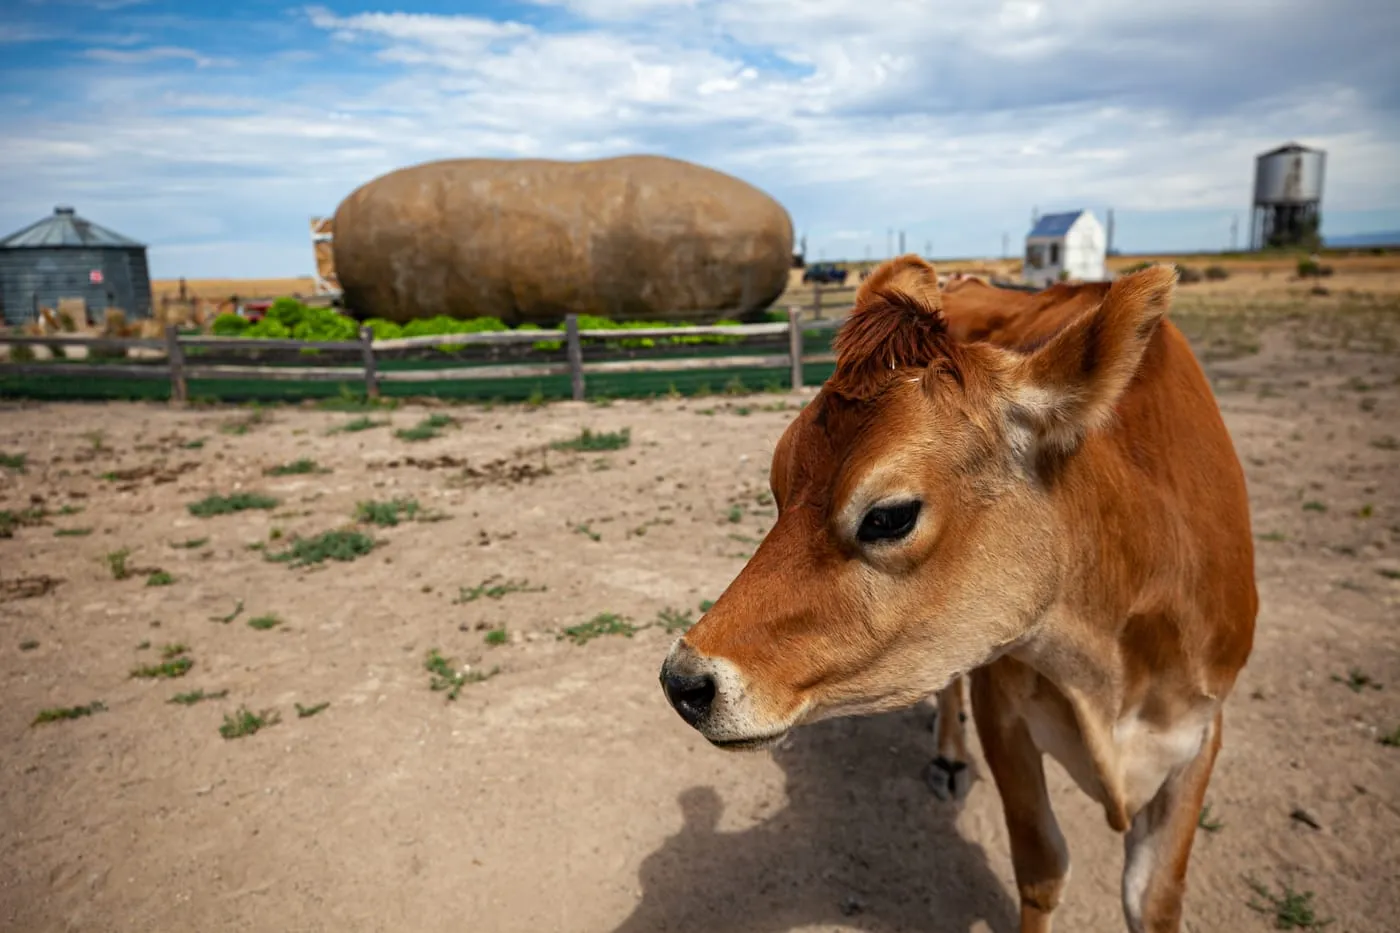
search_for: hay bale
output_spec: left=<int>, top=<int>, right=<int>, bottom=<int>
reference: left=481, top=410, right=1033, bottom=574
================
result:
left=333, top=155, right=793, bottom=325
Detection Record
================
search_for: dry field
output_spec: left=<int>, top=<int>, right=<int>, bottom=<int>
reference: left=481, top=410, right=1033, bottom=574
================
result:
left=151, top=277, right=318, bottom=303
left=1, top=281, right=1398, bottom=932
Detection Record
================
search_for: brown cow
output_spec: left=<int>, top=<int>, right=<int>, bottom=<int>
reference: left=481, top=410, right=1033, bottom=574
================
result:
left=660, top=256, right=1257, bottom=932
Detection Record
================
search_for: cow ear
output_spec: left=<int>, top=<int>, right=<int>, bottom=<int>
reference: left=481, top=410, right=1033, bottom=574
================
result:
left=1007, top=265, right=1176, bottom=455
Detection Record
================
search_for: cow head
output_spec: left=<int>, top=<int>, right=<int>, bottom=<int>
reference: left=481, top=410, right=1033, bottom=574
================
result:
left=660, top=255, right=1176, bottom=748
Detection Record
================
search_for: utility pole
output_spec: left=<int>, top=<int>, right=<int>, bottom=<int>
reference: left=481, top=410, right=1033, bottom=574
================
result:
left=898, top=230, right=906, bottom=255
left=1229, top=215, right=1238, bottom=252
left=1106, top=208, right=1116, bottom=256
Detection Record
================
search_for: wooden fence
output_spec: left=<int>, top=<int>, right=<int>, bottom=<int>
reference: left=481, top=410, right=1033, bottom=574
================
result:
left=0, top=310, right=839, bottom=403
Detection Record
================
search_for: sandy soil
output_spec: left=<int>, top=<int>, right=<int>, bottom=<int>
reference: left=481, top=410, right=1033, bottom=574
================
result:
left=1, top=305, right=1397, bottom=932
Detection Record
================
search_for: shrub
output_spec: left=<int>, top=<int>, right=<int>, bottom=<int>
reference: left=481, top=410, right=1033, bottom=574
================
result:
left=363, top=318, right=403, bottom=340
left=1297, top=258, right=1334, bottom=278
left=211, top=313, right=249, bottom=336
left=1174, top=265, right=1203, bottom=284
left=9, top=343, right=35, bottom=363
left=244, top=317, right=291, bottom=339
left=1203, top=265, right=1230, bottom=281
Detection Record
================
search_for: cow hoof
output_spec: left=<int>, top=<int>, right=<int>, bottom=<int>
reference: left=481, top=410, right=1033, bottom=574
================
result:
left=925, top=755, right=972, bottom=802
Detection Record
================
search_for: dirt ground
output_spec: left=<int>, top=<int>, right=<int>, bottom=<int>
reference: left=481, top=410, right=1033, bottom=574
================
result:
left=2, top=287, right=1398, bottom=932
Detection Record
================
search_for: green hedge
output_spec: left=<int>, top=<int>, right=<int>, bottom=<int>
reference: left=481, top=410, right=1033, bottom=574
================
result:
left=211, top=298, right=768, bottom=350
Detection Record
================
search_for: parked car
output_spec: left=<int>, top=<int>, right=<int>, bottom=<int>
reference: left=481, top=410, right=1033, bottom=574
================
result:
left=802, top=263, right=848, bottom=286
left=237, top=300, right=272, bottom=324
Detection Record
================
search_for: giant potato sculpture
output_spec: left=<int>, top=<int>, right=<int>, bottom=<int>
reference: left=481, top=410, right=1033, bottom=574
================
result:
left=332, top=155, right=794, bottom=325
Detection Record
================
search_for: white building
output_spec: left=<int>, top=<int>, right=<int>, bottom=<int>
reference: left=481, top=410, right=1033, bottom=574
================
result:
left=1023, top=210, right=1106, bottom=288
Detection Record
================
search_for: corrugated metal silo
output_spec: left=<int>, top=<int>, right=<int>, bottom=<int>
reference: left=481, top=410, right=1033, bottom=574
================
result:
left=0, top=206, right=153, bottom=326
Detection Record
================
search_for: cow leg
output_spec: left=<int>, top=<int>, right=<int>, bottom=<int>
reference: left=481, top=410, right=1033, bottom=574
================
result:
left=925, top=676, right=972, bottom=801
left=972, top=671, right=1069, bottom=933
left=1121, top=709, right=1222, bottom=933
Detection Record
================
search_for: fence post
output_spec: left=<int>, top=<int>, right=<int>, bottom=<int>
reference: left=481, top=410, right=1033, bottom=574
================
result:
left=787, top=306, right=804, bottom=391
left=812, top=282, right=823, bottom=320
left=164, top=324, right=187, bottom=404
left=359, top=326, right=379, bottom=399
left=565, top=314, right=585, bottom=401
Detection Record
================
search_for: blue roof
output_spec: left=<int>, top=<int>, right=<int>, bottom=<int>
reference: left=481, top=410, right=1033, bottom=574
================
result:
left=0, top=206, right=145, bottom=249
left=1028, top=210, right=1085, bottom=239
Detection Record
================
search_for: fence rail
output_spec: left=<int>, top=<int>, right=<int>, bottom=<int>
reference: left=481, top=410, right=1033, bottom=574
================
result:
left=1, top=310, right=840, bottom=402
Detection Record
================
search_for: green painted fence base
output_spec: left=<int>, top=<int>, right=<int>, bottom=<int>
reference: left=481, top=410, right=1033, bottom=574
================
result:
left=0, top=363, right=838, bottom=405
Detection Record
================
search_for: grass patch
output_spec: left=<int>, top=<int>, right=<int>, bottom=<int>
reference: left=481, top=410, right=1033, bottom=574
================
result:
left=1302, top=500, right=1327, bottom=513
left=1372, top=435, right=1399, bottom=451
left=169, top=688, right=228, bottom=706
left=656, top=607, right=695, bottom=634
left=727, top=504, right=744, bottom=523
left=106, top=548, right=132, bottom=580
left=561, top=612, right=636, bottom=645
left=550, top=427, right=631, bottom=452
left=220, top=407, right=268, bottom=436
left=395, top=413, right=456, bottom=442
left=265, top=529, right=375, bottom=568
left=146, top=570, right=174, bottom=586
left=0, top=506, right=48, bottom=538
left=1378, top=568, right=1400, bottom=580
left=424, top=648, right=498, bottom=700
left=32, top=701, right=106, bottom=726
left=355, top=497, right=421, bottom=527
left=54, top=527, right=93, bottom=537
left=171, top=537, right=209, bottom=549
left=180, top=437, right=206, bottom=450
left=333, top=416, right=389, bottom=434
left=1245, top=877, right=1332, bottom=929
left=211, top=599, right=244, bottom=624
left=317, top=386, right=394, bottom=413
left=699, top=599, right=715, bottom=613
left=161, top=642, right=190, bottom=659
left=1197, top=804, right=1224, bottom=833
left=296, top=701, right=331, bottom=718
left=247, top=614, right=281, bottom=631
left=20, top=639, right=39, bottom=651
left=1332, top=668, right=1381, bottom=692
left=1379, top=725, right=1400, bottom=747
left=219, top=706, right=279, bottom=739
left=1, top=451, right=26, bottom=472
left=265, top=458, right=326, bottom=476
left=188, top=492, right=280, bottom=517
left=455, top=575, right=546, bottom=603
left=484, top=626, right=508, bottom=646
left=130, top=656, right=193, bottom=679
left=1257, top=531, right=1287, bottom=542
left=573, top=523, right=601, bottom=542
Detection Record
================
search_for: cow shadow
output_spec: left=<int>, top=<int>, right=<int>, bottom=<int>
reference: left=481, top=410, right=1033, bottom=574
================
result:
left=613, top=707, right=1017, bottom=933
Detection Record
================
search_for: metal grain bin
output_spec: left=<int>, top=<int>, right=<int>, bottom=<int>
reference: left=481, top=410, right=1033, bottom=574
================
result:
left=0, top=206, right=152, bottom=326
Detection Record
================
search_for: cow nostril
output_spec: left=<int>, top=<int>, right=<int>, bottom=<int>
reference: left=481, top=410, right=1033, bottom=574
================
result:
left=663, top=671, right=717, bottom=727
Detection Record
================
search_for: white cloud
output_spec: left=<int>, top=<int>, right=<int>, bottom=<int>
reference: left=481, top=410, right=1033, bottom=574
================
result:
left=83, top=45, right=232, bottom=67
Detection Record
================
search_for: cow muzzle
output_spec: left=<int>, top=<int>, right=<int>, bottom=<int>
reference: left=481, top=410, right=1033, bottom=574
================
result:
left=659, top=639, right=792, bottom=750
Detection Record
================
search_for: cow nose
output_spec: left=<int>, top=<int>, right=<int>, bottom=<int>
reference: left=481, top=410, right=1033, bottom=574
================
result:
left=662, top=669, right=716, bottom=727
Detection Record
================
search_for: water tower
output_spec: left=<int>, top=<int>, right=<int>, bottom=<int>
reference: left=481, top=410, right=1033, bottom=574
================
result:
left=1250, top=142, right=1325, bottom=250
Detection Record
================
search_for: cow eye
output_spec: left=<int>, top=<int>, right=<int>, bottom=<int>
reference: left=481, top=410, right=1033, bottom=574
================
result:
left=857, top=501, right=922, bottom=543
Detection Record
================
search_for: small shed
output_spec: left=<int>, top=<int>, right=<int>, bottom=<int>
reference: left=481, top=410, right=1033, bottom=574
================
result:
left=0, top=206, right=152, bottom=327
left=1023, top=210, right=1106, bottom=288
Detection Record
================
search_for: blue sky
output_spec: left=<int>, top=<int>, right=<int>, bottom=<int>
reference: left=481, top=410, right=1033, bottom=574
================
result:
left=2, top=0, right=1399, bottom=278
